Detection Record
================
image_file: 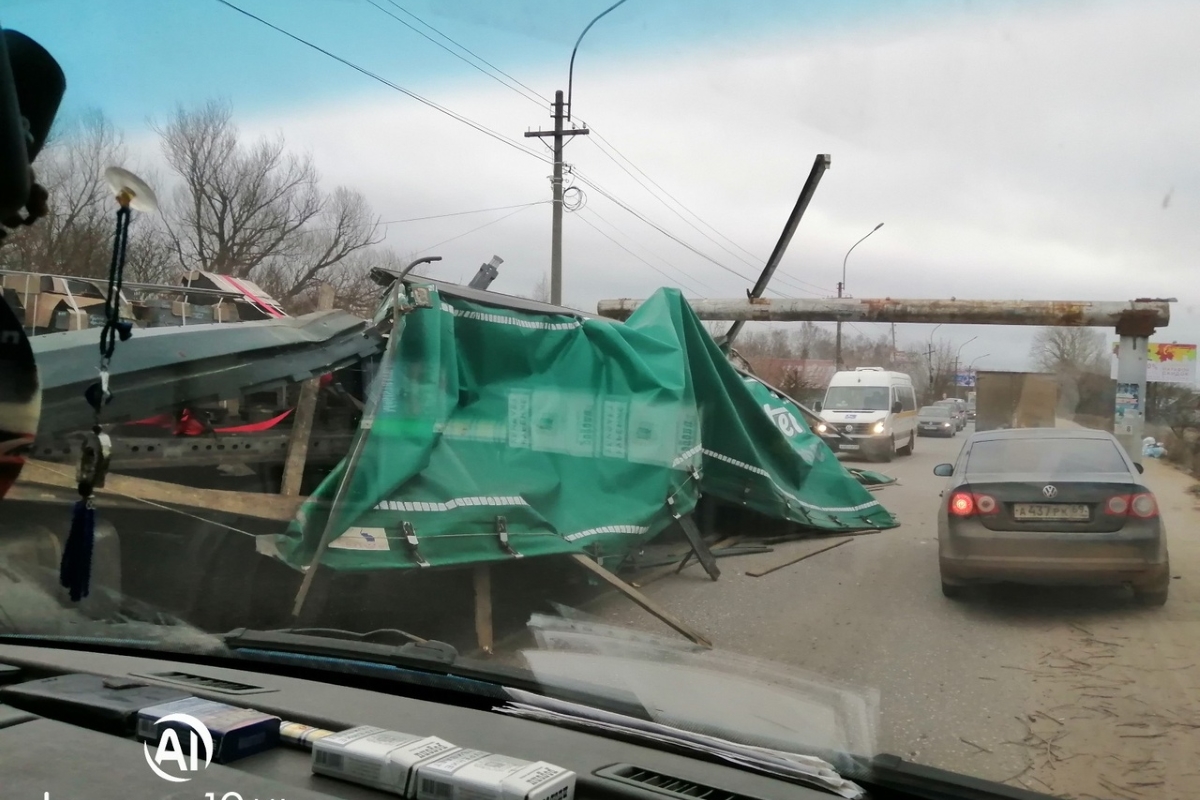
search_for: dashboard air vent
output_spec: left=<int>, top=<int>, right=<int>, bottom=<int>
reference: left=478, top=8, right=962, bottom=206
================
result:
left=130, top=671, right=275, bottom=696
left=595, top=765, right=763, bottom=800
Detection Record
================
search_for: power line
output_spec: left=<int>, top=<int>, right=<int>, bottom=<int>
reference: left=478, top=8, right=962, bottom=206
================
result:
left=577, top=122, right=766, bottom=266
left=581, top=207, right=716, bottom=295
left=578, top=127, right=834, bottom=297
left=213, top=0, right=552, bottom=166
left=380, top=0, right=550, bottom=105
left=363, top=0, right=545, bottom=108
left=380, top=201, right=547, bottom=226
left=573, top=169, right=808, bottom=298
left=575, top=211, right=709, bottom=296
left=414, top=204, right=538, bottom=254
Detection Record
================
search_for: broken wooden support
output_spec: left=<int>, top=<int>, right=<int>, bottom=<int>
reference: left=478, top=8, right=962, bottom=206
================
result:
left=674, top=513, right=720, bottom=581
left=18, top=459, right=303, bottom=522
left=570, top=553, right=712, bottom=647
left=631, top=535, right=741, bottom=588
left=745, top=537, right=852, bottom=578
left=474, top=563, right=493, bottom=655
left=281, top=284, right=335, bottom=497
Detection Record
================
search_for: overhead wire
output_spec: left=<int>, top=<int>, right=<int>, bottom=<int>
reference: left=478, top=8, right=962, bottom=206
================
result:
left=582, top=206, right=717, bottom=294
left=574, top=211, right=710, bottom=297
left=414, top=204, right=538, bottom=254
left=352, top=0, right=832, bottom=300
left=379, top=0, right=550, bottom=105
left=218, top=0, right=829, bottom=302
left=363, top=0, right=547, bottom=108
left=379, top=201, right=547, bottom=226
left=578, top=128, right=834, bottom=297
left=212, top=0, right=553, bottom=166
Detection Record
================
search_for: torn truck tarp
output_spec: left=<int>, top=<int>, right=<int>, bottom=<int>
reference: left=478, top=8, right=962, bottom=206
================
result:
left=267, top=286, right=896, bottom=573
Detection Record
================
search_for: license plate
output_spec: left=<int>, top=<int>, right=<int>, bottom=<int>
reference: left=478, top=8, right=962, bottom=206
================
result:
left=839, top=443, right=860, bottom=451
left=1012, top=503, right=1090, bottom=521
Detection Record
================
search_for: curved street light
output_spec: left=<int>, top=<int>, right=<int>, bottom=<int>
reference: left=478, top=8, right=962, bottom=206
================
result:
left=835, top=222, right=884, bottom=369
left=567, top=0, right=630, bottom=120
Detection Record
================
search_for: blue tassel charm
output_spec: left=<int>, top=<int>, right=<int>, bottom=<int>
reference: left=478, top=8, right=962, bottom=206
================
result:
left=60, top=494, right=95, bottom=602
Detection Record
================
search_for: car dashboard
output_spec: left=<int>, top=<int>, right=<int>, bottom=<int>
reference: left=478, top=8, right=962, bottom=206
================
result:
left=0, top=643, right=843, bottom=800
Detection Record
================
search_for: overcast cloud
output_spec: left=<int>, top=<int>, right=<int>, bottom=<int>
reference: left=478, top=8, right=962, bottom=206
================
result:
left=215, top=0, right=1200, bottom=372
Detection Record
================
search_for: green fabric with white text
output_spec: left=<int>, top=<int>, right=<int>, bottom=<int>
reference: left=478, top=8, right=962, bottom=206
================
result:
left=268, top=286, right=896, bottom=571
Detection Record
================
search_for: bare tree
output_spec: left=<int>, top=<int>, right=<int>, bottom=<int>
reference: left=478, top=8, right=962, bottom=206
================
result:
left=156, top=101, right=382, bottom=307
left=1030, top=326, right=1109, bottom=417
left=529, top=273, right=550, bottom=303
left=1030, top=327, right=1108, bottom=375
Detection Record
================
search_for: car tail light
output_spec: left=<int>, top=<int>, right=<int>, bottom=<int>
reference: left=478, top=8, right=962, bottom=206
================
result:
left=1105, top=495, right=1129, bottom=515
left=949, top=492, right=974, bottom=516
left=1104, top=493, right=1158, bottom=518
left=949, top=492, right=998, bottom=517
left=1131, top=493, right=1158, bottom=518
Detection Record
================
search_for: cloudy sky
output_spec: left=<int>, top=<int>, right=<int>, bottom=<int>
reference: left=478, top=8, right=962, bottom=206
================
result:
left=8, top=0, right=1199, bottom=375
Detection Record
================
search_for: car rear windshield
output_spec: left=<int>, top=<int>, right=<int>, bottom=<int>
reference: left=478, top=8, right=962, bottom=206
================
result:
left=920, top=406, right=951, bottom=416
left=966, top=437, right=1129, bottom=474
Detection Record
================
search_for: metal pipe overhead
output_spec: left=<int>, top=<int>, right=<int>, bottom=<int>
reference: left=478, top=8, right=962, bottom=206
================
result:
left=597, top=296, right=1172, bottom=332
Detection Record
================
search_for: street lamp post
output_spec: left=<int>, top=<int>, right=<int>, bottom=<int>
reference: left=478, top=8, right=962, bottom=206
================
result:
left=926, top=323, right=943, bottom=398
left=835, top=222, right=884, bottom=369
left=965, top=353, right=990, bottom=396
left=952, top=337, right=978, bottom=398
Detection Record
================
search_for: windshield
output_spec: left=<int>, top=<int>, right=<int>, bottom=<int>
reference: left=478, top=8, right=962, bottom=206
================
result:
left=1, top=3, right=1197, bottom=799
left=967, top=437, right=1129, bottom=474
left=823, top=386, right=890, bottom=411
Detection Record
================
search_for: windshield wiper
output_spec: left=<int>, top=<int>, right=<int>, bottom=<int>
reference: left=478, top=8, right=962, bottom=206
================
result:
left=220, top=629, right=650, bottom=718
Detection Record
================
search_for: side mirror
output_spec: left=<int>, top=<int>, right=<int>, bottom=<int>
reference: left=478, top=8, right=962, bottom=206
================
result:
left=814, top=401, right=822, bottom=412
left=933, top=463, right=954, bottom=477
left=1135, top=462, right=1145, bottom=474
left=892, top=401, right=903, bottom=414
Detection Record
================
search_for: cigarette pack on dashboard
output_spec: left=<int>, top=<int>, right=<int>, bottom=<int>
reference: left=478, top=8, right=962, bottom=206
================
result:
left=309, top=724, right=458, bottom=796
left=0, top=673, right=190, bottom=735
left=415, top=748, right=576, bottom=800
left=137, top=696, right=280, bottom=763
left=311, top=725, right=458, bottom=795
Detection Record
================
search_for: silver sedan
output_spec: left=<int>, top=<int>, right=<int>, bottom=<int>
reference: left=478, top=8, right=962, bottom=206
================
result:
left=934, top=428, right=1169, bottom=605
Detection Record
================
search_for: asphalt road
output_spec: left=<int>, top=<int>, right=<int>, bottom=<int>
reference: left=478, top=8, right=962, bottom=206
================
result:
left=583, top=425, right=1200, bottom=798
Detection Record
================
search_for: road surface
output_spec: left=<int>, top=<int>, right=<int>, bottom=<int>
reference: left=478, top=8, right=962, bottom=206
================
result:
left=585, top=426, right=1200, bottom=799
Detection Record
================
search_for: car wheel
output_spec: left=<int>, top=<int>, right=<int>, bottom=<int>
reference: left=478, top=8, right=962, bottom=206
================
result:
left=898, top=432, right=914, bottom=456
left=941, top=579, right=965, bottom=599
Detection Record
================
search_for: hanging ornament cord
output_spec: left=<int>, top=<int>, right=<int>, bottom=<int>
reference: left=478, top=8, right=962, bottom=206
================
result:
left=60, top=199, right=132, bottom=602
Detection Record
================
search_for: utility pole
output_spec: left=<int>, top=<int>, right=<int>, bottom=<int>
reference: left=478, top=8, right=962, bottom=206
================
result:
left=525, top=92, right=588, bottom=306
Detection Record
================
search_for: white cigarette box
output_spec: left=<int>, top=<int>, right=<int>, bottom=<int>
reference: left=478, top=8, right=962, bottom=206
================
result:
left=415, top=748, right=575, bottom=800
left=311, top=725, right=457, bottom=795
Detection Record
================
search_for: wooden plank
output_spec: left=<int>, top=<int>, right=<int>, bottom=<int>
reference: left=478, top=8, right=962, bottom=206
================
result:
left=570, top=553, right=712, bottom=647
left=745, top=537, right=852, bottom=578
left=474, top=563, right=493, bottom=655
left=18, top=459, right=303, bottom=521
left=281, top=284, right=335, bottom=496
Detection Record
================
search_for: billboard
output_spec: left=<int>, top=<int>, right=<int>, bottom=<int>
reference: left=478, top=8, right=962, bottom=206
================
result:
left=1110, top=342, right=1197, bottom=384
left=954, top=370, right=976, bottom=387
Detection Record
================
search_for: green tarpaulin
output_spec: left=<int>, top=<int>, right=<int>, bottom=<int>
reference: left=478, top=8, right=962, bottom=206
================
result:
left=268, top=286, right=896, bottom=572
